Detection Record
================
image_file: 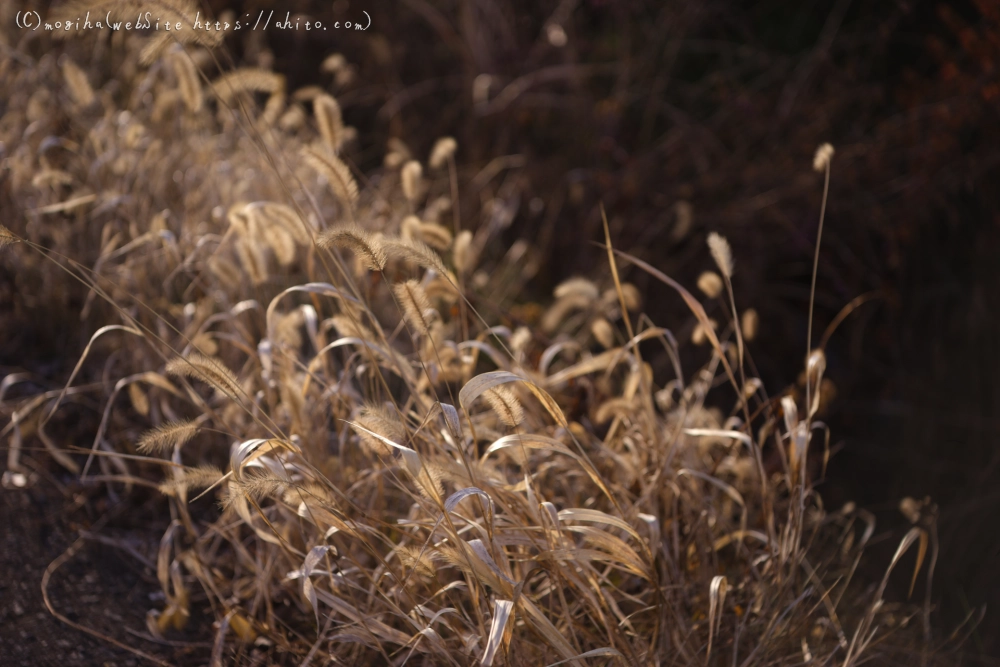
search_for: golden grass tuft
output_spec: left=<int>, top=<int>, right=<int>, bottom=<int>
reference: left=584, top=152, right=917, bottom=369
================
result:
left=3, top=34, right=948, bottom=667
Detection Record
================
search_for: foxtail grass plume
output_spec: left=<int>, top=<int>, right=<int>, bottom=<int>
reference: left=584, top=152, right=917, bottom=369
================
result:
left=813, top=142, right=835, bottom=172
left=591, top=318, right=615, bottom=349
left=510, top=326, right=532, bottom=352
left=165, top=353, right=242, bottom=400
left=692, top=318, right=717, bottom=345
left=212, top=68, right=284, bottom=104
left=483, top=386, right=524, bottom=427
left=671, top=200, right=693, bottom=240
left=128, top=383, right=150, bottom=416
left=382, top=236, right=448, bottom=274
left=354, top=404, right=406, bottom=457
left=707, top=232, right=733, bottom=278
left=453, top=230, right=473, bottom=272
left=429, top=137, right=457, bottom=169
left=170, top=49, right=202, bottom=113
left=620, top=282, right=642, bottom=311
left=158, top=465, right=224, bottom=497
left=313, top=94, right=344, bottom=152
left=393, top=279, right=436, bottom=335
left=0, top=225, right=19, bottom=249
left=302, top=146, right=359, bottom=207
left=137, top=420, right=200, bottom=454
left=554, top=277, right=599, bottom=301
left=321, top=53, right=347, bottom=74
left=61, top=58, right=95, bottom=108
left=741, top=308, right=759, bottom=341
left=401, top=160, right=423, bottom=202
left=697, top=271, right=723, bottom=298
left=318, top=224, right=386, bottom=270
left=403, top=216, right=453, bottom=250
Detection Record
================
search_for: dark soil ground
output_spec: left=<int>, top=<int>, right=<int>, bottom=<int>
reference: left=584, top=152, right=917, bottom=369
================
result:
left=0, top=464, right=210, bottom=666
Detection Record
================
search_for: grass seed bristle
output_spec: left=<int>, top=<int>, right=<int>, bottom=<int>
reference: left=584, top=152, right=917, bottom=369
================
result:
left=483, top=386, right=524, bottom=427
left=165, top=353, right=242, bottom=400
left=354, top=404, right=406, bottom=457
left=318, top=224, right=386, bottom=271
left=697, top=271, right=723, bottom=298
left=741, top=308, right=759, bottom=341
left=382, top=236, right=448, bottom=274
left=158, top=465, right=224, bottom=496
left=707, top=232, right=734, bottom=278
left=401, top=160, right=423, bottom=202
left=814, top=142, right=835, bottom=172
left=428, top=137, right=457, bottom=169
left=137, top=420, right=200, bottom=454
left=453, top=230, right=473, bottom=272
left=170, top=49, right=203, bottom=113
left=212, top=68, right=284, bottom=104
left=61, top=58, right=95, bottom=108
left=0, top=225, right=19, bottom=249
left=393, top=279, right=435, bottom=336
left=591, top=318, right=615, bottom=349
left=302, top=146, right=359, bottom=207
left=313, top=94, right=344, bottom=153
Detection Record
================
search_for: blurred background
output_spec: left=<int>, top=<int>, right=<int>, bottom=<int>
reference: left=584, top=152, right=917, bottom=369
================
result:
left=3, top=0, right=999, bottom=658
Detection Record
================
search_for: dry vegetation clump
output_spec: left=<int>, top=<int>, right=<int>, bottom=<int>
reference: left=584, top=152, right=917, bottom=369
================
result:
left=0, top=8, right=959, bottom=666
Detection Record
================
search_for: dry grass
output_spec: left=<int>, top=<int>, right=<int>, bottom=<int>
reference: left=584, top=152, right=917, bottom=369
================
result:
left=0, top=7, right=963, bottom=666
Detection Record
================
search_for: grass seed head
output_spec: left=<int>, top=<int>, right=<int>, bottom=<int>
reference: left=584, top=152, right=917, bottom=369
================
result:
left=697, top=271, right=723, bottom=298
left=401, top=160, right=423, bottom=202
left=170, top=49, right=203, bottom=113
left=319, top=224, right=387, bottom=271
left=692, top=318, right=717, bottom=345
left=591, top=318, right=615, bottom=348
left=393, top=279, right=436, bottom=336
left=813, top=142, right=835, bottom=172
left=355, top=404, right=406, bottom=457
left=313, top=94, right=344, bottom=152
left=452, top=230, right=474, bottom=272
left=0, top=225, right=19, bottom=249
left=707, top=232, right=734, bottom=278
left=428, top=137, right=458, bottom=169
left=137, top=420, right=200, bottom=455
left=741, top=308, right=759, bottom=341
left=483, top=386, right=524, bottom=427
left=165, top=353, right=242, bottom=400
left=61, top=57, right=95, bottom=108
left=302, top=146, right=359, bottom=207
